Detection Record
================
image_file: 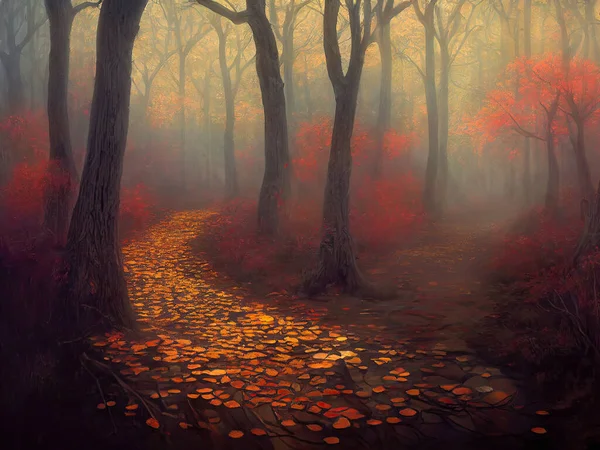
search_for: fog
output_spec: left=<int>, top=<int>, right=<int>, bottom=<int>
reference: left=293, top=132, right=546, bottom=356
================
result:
left=3, top=1, right=600, bottom=449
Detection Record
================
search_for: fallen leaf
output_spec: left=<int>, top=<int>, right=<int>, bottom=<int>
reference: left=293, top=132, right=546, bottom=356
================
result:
left=228, top=430, right=244, bottom=438
left=333, top=417, right=351, bottom=429
left=324, top=437, right=340, bottom=444
left=146, top=418, right=160, bottom=429
left=531, top=427, right=547, bottom=435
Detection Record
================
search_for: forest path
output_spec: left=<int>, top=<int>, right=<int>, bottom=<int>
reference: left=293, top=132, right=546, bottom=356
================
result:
left=91, top=210, right=550, bottom=450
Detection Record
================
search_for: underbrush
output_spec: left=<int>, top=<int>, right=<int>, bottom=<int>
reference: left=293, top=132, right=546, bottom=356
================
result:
left=196, top=118, right=423, bottom=294
left=485, top=204, right=600, bottom=408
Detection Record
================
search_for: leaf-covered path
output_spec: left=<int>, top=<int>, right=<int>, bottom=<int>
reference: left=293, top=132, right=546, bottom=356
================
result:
left=91, top=210, right=552, bottom=449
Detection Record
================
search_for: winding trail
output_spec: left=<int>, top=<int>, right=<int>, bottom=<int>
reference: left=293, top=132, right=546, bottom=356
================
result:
left=91, top=210, right=551, bottom=450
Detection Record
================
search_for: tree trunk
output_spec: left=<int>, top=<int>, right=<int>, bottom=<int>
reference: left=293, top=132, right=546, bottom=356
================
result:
left=203, top=69, right=212, bottom=189
left=586, top=0, right=600, bottom=64
left=217, top=27, right=239, bottom=198
left=373, top=18, right=392, bottom=179
left=43, top=0, right=78, bottom=245
left=545, top=131, right=559, bottom=212
left=523, top=0, right=532, bottom=205
left=65, top=0, right=147, bottom=331
left=0, top=52, right=25, bottom=113
left=178, top=51, right=187, bottom=191
left=437, top=41, right=449, bottom=212
left=303, top=55, right=313, bottom=120
left=282, top=36, right=296, bottom=122
left=423, top=24, right=439, bottom=216
left=573, top=120, right=594, bottom=200
left=305, top=81, right=364, bottom=295
left=247, top=0, right=290, bottom=236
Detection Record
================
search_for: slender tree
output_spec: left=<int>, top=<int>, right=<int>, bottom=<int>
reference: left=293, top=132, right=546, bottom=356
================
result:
left=65, top=0, right=148, bottom=330
left=43, top=0, right=100, bottom=245
left=413, top=0, right=439, bottom=216
left=195, top=0, right=290, bottom=235
left=0, top=0, right=46, bottom=112
left=211, top=16, right=254, bottom=198
left=371, top=0, right=411, bottom=178
left=303, top=0, right=376, bottom=295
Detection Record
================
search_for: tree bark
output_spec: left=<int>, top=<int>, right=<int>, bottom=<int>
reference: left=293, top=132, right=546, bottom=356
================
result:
left=304, top=0, right=373, bottom=295
left=544, top=95, right=560, bottom=213
left=65, top=0, right=148, bottom=331
left=247, top=0, right=290, bottom=235
left=422, top=19, right=439, bottom=215
left=215, top=23, right=239, bottom=198
left=572, top=119, right=594, bottom=200
left=43, top=0, right=79, bottom=245
left=373, top=18, right=392, bottom=178
left=437, top=41, right=449, bottom=211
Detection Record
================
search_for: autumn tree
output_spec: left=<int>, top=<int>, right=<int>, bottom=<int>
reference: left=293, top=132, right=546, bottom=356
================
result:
left=43, top=0, right=100, bottom=245
left=268, top=0, right=314, bottom=121
left=0, top=0, right=46, bottom=112
left=160, top=0, right=210, bottom=191
left=211, top=15, right=254, bottom=198
left=195, top=0, right=290, bottom=235
left=371, top=0, right=411, bottom=178
left=413, top=0, right=439, bottom=215
left=433, top=0, right=478, bottom=210
left=303, top=0, right=376, bottom=295
left=65, top=0, right=148, bottom=330
left=132, top=9, right=177, bottom=123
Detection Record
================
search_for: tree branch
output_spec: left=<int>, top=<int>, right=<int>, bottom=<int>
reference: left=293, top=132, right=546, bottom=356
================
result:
left=194, top=0, right=250, bottom=24
left=73, top=0, right=102, bottom=16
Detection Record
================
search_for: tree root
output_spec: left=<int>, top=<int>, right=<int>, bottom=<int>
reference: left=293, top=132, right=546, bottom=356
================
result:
left=80, top=352, right=161, bottom=421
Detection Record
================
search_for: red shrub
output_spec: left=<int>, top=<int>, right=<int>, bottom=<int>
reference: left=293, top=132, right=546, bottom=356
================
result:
left=493, top=207, right=580, bottom=280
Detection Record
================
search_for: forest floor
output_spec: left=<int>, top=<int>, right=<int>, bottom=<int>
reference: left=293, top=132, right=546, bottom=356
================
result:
left=41, top=209, right=568, bottom=450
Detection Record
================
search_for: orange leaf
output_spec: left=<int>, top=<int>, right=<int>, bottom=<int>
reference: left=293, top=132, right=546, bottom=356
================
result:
left=228, top=430, right=244, bottom=438
left=307, top=424, right=323, bottom=431
left=146, top=418, right=160, bottom=429
left=333, top=417, right=351, bottom=429
left=251, top=428, right=267, bottom=436
left=324, top=437, right=340, bottom=444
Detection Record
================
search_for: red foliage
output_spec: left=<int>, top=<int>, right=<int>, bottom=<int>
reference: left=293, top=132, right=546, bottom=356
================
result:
left=120, top=183, right=153, bottom=237
left=492, top=207, right=580, bottom=280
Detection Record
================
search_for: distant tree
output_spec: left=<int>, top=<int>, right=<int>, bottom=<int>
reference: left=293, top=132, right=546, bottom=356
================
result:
left=210, top=15, right=254, bottom=198
left=195, top=0, right=290, bottom=236
left=413, top=0, right=439, bottom=216
left=371, top=0, right=411, bottom=178
left=0, top=0, right=46, bottom=112
left=65, top=0, right=148, bottom=330
left=43, top=0, right=100, bottom=245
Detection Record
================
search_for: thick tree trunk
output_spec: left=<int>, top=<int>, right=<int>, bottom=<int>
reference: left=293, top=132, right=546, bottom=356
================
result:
left=437, top=42, right=449, bottom=212
left=373, top=19, right=392, bottom=179
left=217, top=27, right=239, bottom=198
left=247, top=0, right=290, bottom=236
left=423, top=25, right=439, bottom=216
left=65, top=0, right=147, bottom=331
left=305, top=81, right=364, bottom=295
left=43, top=0, right=78, bottom=245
